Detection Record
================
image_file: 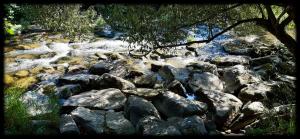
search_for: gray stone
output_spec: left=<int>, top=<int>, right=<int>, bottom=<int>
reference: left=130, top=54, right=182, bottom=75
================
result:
left=238, top=83, right=271, bottom=102
left=153, top=91, right=207, bottom=118
left=88, top=63, right=111, bottom=76
left=176, top=115, right=208, bottom=135
left=122, top=88, right=160, bottom=98
left=188, top=72, right=223, bottom=92
left=167, top=80, right=186, bottom=97
left=60, top=114, right=80, bottom=134
left=99, top=73, right=135, bottom=90
left=124, top=95, right=161, bottom=127
left=186, top=61, right=218, bottom=75
left=71, top=107, right=105, bottom=134
left=56, top=84, right=82, bottom=99
left=105, top=111, right=136, bottom=135
left=196, top=89, right=243, bottom=129
left=62, top=88, right=126, bottom=110
left=211, top=55, right=250, bottom=66
left=58, top=74, right=101, bottom=88
left=133, top=74, right=157, bottom=88
left=250, top=55, right=281, bottom=67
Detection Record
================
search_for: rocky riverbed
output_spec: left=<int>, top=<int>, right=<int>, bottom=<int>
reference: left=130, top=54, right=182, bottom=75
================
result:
left=4, top=30, right=296, bottom=135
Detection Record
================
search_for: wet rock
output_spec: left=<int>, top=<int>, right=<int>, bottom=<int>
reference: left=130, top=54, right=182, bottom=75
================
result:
left=88, top=63, right=111, bottom=76
left=60, top=114, right=80, bottom=134
left=71, top=107, right=105, bottom=134
left=133, top=74, right=157, bottom=88
left=196, top=89, right=243, bottom=129
left=153, top=91, right=207, bottom=118
left=39, top=52, right=56, bottom=58
left=105, top=111, right=136, bottom=135
left=20, top=91, right=53, bottom=117
left=99, top=73, right=135, bottom=90
left=124, top=95, right=161, bottom=127
left=61, top=88, right=126, bottom=110
left=238, top=83, right=271, bottom=102
left=136, top=116, right=181, bottom=135
left=167, top=80, right=186, bottom=97
left=57, top=74, right=101, bottom=89
left=56, top=84, right=82, bottom=99
left=15, top=70, right=30, bottom=77
left=222, top=65, right=260, bottom=94
left=150, top=61, right=165, bottom=72
left=211, top=55, right=250, bottom=66
left=250, top=55, right=281, bottom=67
left=122, top=88, right=160, bottom=98
left=188, top=72, right=223, bottom=92
left=186, top=61, right=218, bottom=75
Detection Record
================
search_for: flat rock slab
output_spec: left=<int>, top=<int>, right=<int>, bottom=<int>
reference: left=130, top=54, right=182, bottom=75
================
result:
left=122, top=88, right=160, bottom=98
left=188, top=72, right=224, bottom=92
left=61, top=88, right=126, bottom=110
left=211, top=55, right=250, bottom=66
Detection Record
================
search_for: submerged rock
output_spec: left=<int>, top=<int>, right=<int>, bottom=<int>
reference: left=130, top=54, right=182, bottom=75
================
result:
left=61, top=88, right=126, bottom=110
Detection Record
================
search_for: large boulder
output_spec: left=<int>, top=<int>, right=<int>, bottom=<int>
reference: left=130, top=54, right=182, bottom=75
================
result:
left=88, top=63, right=112, bottom=76
left=221, top=65, right=261, bottom=94
left=196, top=89, right=243, bottom=129
left=171, top=115, right=208, bottom=135
left=238, top=83, right=271, bottom=102
left=188, top=72, right=223, bottom=92
left=122, top=88, right=160, bottom=98
left=105, top=111, right=136, bottom=135
left=71, top=107, right=106, bottom=134
left=56, top=84, right=82, bottom=99
left=229, top=101, right=266, bottom=131
left=133, top=74, right=157, bottom=88
left=99, top=73, right=135, bottom=90
left=57, top=74, right=101, bottom=89
left=61, top=88, right=126, bottom=110
left=124, top=95, right=161, bottom=127
left=210, top=55, right=250, bottom=66
left=60, top=114, right=80, bottom=134
left=136, top=116, right=182, bottom=135
left=186, top=61, right=218, bottom=75
left=108, top=59, right=129, bottom=78
left=152, top=91, right=207, bottom=118
left=167, top=80, right=187, bottom=97
left=158, top=65, right=190, bottom=83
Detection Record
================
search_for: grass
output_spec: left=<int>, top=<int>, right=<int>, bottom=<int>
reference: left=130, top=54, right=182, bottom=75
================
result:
left=246, top=106, right=296, bottom=135
left=4, top=86, right=60, bottom=135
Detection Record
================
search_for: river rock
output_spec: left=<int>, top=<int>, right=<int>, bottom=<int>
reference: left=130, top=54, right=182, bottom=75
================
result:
left=88, top=63, right=112, bottom=76
left=186, top=61, right=218, bottom=75
left=122, top=88, right=160, bottom=98
left=175, top=115, right=208, bottom=135
left=105, top=52, right=125, bottom=60
left=15, top=70, right=30, bottom=77
left=124, top=95, right=161, bottom=127
left=61, top=88, right=126, bottom=110
left=188, top=72, right=223, bottom=92
left=136, top=116, right=181, bottom=135
left=67, top=65, right=87, bottom=74
left=20, top=90, right=53, bottom=117
left=133, top=74, right=157, bottom=88
left=238, top=83, right=271, bottom=102
left=210, top=55, right=250, bottom=66
left=99, top=73, right=135, bottom=90
left=57, top=74, right=101, bottom=89
left=196, top=89, right=243, bottom=129
left=167, top=80, right=186, bottom=97
left=222, top=65, right=260, bottom=94
left=105, top=111, right=136, bottom=135
left=60, top=114, right=80, bottom=134
left=278, top=60, right=296, bottom=76
left=250, top=55, right=281, bottom=67
left=71, top=107, right=105, bottom=134
left=252, top=63, right=276, bottom=80
left=56, top=84, right=82, bottom=99
left=158, top=65, right=190, bottom=83
left=152, top=91, right=207, bottom=118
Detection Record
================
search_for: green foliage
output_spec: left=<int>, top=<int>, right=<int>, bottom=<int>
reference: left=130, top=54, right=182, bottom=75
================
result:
left=18, top=4, right=97, bottom=40
left=4, top=87, right=31, bottom=135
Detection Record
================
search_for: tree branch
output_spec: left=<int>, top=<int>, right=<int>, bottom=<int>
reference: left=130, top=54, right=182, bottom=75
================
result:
left=277, top=6, right=288, bottom=22
left=156, top=18, right=265, bottom=49
left=174, top=4, right=242, bottom=30
left=264, top=4, right=277, bottom=25
left=279, top=15, right=293, bottom=29
left=257, top=4, right=266, bottom=19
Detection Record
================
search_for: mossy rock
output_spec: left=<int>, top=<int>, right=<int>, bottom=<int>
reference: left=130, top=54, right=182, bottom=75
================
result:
left=14, top=76, right=37, bottom=89
left=4, top=74, right=15, bottom=85
left=15, top=70, right=30, bottom=78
